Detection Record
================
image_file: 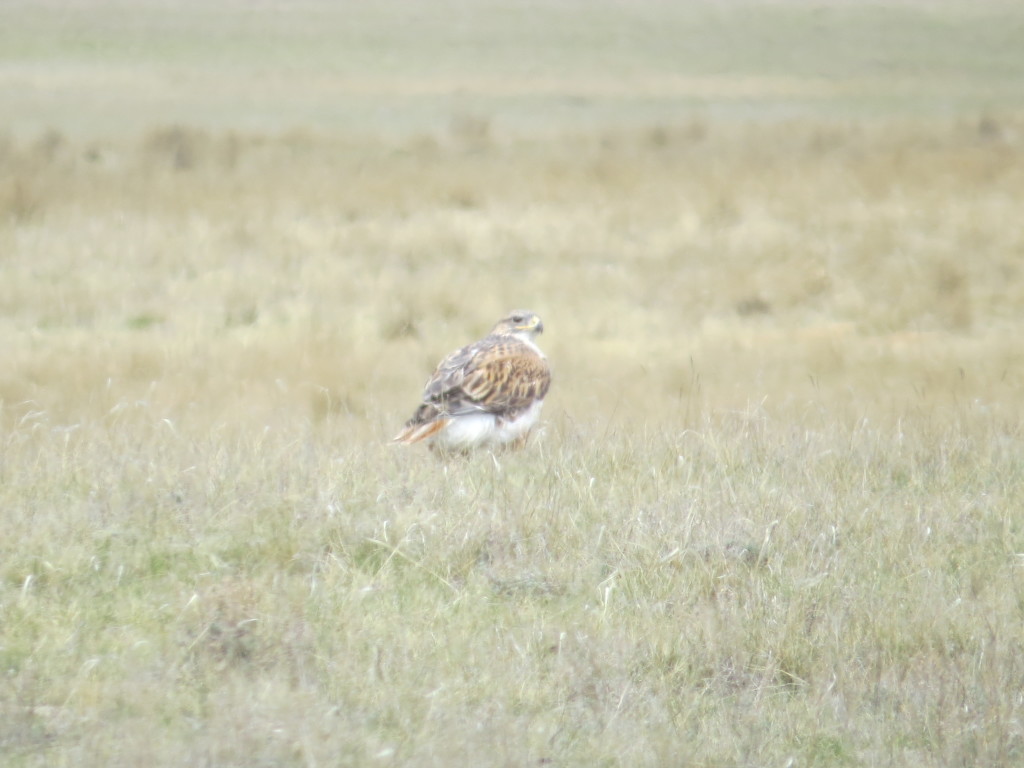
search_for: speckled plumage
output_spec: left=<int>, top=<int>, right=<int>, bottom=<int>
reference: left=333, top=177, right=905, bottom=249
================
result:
left=392, top=310, right=552, bottom=450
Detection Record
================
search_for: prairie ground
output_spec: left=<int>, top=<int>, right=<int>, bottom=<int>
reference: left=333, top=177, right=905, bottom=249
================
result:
left=3, top=1, right=1024, bottom=766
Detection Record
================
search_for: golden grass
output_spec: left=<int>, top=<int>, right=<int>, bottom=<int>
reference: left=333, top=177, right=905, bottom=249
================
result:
left=2, top=114, right=1024, bottom=765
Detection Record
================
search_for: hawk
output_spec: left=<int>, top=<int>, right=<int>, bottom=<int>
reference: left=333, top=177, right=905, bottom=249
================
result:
left=392, top=309, right=552, bottom=451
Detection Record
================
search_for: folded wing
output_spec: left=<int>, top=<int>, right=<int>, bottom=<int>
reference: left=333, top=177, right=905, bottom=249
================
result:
left=426, top=337, right=550, bottom=417
left=393, top=336, right=551, bottom=444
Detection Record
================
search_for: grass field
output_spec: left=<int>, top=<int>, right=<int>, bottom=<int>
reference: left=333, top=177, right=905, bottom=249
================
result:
left=4, top=1, right=1024, bottom=766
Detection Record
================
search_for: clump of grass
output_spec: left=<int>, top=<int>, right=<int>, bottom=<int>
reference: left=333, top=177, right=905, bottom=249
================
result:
left=140, top=125, right=209, bottom=171
left=0, top=178, right=43, bottom=223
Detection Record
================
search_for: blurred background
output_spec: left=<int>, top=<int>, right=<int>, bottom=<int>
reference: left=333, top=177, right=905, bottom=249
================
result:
left=2, top=0, right=1023, bottom=437
left=4, top=0, right=1024, bottom=138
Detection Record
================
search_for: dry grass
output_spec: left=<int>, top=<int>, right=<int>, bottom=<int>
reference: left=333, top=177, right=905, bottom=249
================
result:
left=4, top=1, right=1024, bottom=765
left=2, top=114, right=1024, bottom=767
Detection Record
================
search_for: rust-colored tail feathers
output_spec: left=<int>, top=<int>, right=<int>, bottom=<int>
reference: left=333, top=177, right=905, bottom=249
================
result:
left=391, top=418, right=448, bottom=444
left=391, top=404, right=449, bottom=444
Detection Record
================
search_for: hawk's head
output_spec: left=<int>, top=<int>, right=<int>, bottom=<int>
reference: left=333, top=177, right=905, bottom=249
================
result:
left=492, top=309, right=544, bottom=340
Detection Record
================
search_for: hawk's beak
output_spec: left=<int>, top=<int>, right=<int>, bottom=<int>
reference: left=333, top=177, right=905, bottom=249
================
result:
left=512, top=315, right=543, bottom=333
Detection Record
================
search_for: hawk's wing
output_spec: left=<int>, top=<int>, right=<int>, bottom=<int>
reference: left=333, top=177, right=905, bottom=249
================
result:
left=423, top=335, right=551, bottom=418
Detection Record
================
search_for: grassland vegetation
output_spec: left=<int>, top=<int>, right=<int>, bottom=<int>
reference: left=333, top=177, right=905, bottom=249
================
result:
left=3, top=113, right=1024, bottom=766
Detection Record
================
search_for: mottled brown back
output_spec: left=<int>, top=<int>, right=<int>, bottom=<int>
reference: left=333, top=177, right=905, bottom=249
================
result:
left=405, top=335, right=550, bottom=428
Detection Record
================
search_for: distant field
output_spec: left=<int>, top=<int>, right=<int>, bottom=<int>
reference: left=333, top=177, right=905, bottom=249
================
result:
left=3, top=2, right=1024, bottom=766
left=2, top=0, right=1024, bottom=139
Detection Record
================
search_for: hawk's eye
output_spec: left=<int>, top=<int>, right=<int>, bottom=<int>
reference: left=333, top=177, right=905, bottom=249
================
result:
left=512, top=315, right=524, bottom=323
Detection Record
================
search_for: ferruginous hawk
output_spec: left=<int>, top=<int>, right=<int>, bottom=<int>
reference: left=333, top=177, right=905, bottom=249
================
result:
left=392, top=309, right=552, bottom=450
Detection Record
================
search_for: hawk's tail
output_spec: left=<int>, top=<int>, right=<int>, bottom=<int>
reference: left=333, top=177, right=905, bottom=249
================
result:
left=391, top=405, right=449, bottom=444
